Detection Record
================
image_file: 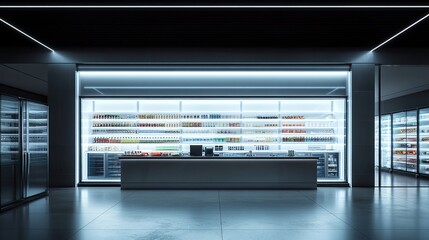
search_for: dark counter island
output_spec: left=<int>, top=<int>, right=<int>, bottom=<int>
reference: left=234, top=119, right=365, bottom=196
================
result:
left=120, top=156, right=317, bottom=189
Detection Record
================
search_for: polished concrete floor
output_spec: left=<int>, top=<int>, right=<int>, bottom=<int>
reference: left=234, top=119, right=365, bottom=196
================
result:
left=2, top=187, right=429, bottom=240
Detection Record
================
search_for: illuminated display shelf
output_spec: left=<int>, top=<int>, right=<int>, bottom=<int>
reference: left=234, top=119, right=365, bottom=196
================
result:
left=392, top=111, right=418, bottom=173
left=378, top=110, right=429, bottom=173
left=83, top=101, right=344, bottom=147
left=420, top=108, right=429, bottom=174
left=81, top=99, right=346, bottom=182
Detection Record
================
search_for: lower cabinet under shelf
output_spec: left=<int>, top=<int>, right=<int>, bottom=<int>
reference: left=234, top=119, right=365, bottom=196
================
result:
left=88, top=153, right=122, bottom=179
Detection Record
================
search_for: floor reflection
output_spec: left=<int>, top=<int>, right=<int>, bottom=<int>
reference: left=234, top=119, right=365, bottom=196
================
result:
left=376, top=168, right=429, bottom=187
left=1, top=187, right=429, bottom=240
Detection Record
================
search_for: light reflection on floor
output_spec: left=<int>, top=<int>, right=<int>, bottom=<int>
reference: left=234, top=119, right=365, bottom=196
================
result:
left=2, top=186, right=429, bottom=240
left=376, top=168, right=429, bottom=187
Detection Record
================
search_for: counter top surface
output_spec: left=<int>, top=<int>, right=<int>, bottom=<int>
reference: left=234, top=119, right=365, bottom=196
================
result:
left=119, top=156, right=317, bottom=160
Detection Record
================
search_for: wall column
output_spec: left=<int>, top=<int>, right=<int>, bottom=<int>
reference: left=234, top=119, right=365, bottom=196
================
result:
left=350, top=64, right=375, bottom=187
left=48, top=64, right=76, bottom=187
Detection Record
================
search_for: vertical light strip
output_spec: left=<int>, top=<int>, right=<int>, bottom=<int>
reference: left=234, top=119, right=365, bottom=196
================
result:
left=0, top=17, right=55, bottom=52
left=370, top=13, right=429, bottom=52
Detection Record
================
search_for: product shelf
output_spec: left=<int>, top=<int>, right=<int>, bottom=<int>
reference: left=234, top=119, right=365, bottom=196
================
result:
left=81, top=98, right=346, bottom=181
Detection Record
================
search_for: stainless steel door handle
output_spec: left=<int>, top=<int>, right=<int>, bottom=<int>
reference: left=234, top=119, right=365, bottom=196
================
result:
left=22, top=151, right=27, bottom=197
left=24, top=152, right=29, bottom=163
left=24, top=152, right=31, bottom=194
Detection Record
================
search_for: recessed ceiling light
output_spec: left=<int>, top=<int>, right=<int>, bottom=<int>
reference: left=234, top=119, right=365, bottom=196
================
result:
left=370, top=13, right=429, bottom=52
left=0, top=17, right=54, bottom=52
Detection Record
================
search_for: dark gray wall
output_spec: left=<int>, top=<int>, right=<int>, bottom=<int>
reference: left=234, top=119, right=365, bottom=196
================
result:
left=0, top=47, right=429, bottom=65
left=380, top=65, right=429, bottom=114
left=381, top=89, right=429, bottom=114
left=51, top=63, right=376, bottom=188
left=0, top=64, right=48, bottom=96
left=351, top=64, right=375, bottom=187
left=381, top=66, right=429, bottom=101
left=48, top=64, right=76, bottom=187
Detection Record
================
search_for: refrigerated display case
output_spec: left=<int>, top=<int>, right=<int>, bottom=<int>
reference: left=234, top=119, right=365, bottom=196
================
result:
left=419, top=108, right=429, bottom=175
left=393, top=112, right=407, bottom=171
left=87, top=153, right=104, bottom=178
left=380, top=114, right=392, bottom=169
left=81, top=98, right=346, bottom=182
left=1, top=96, right=48, bottom=210
left=1, top=96, right=21, bottom=207
left=392, top=111, right=417, bottom=173
left=295, top=152, right=339, bottom=178
left=22, top=102, right=49, bottom=197
left=87, top=153, right=122, bottom=179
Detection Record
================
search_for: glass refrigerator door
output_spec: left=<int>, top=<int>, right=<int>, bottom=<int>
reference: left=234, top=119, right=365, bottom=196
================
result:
left=406, top=111, right=417, bottom=173
left=381, top=114, right=392, bottom=169
left=22, top=101, right=48, bottom=198
left=392, top=112, right=407, bottom=171
left=0, top=96, right=21, bottom=207
left=419, top=108, right=429, bottom=175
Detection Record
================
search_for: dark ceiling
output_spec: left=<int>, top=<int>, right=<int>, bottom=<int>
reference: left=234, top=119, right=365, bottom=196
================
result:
left=0, top=1, right=428, bottom=51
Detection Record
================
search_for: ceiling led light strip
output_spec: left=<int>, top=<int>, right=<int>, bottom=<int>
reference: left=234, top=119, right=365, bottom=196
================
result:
left=84, top=87, right=346, bottom=89
left=370, top=13, right=429, bottom=52
left=0, top=17, right=54, bottom=52
left=0, top=6, right=429, bottom=9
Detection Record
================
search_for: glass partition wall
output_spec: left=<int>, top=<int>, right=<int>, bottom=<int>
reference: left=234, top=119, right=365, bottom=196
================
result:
left=81, top=98, right=347, bottom=183
left=378, top=65, right=429, bottom=187
left=78, top=68, right=350, bottom=184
